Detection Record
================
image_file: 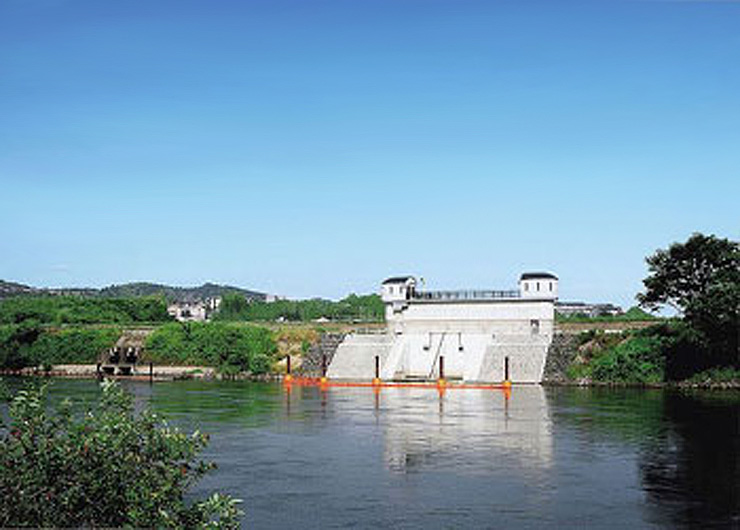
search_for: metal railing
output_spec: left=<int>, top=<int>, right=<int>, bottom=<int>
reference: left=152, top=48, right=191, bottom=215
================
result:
left=412, top=289, right=520, bottom=301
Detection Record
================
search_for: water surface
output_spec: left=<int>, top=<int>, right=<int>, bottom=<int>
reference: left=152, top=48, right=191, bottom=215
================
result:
left=4, top=379, right=739, bottom=528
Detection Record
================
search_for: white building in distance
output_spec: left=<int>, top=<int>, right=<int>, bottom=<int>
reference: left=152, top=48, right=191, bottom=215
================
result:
left=167, top=297, right=221, bottom=322
left=328, top=272, right=558, bottom=383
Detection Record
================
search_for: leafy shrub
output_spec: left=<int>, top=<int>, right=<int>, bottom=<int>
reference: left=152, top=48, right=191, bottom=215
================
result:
left=0, top=325, right=121, bottom=370
left=0, top=322, right=42, bottom=369
left=30, top=327, right=121, bottom=367
left=0, top=380, right=241, bottom=528
left=591, top=335, right=667, bottom=383
left=146, top=322, right=277, bottom=374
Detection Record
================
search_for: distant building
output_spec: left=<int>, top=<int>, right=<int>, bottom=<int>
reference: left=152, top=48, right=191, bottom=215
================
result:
left=265, top=294, right=285, bottom=303
left=167, top=297, right=221, bottom=322
left=556, top=301, right=622, bottom=318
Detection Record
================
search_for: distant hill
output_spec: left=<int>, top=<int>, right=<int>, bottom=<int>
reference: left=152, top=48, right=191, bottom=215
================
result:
left=98, top=282, right=266, bottom=302
left=0, top=280, right=39, bottom=298
left=0, top=280, right=266, bottom=302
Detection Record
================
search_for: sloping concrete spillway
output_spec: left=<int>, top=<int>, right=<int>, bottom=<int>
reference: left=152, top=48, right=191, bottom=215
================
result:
left=326, top=334, right=393, bottom=380
left=327, top=332, right=551, bottom=383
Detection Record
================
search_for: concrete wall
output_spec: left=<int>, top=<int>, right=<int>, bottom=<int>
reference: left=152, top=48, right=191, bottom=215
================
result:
left=327, top=334, right=393, bottom=380
left=329, top=275, right=558, bottom=383
left=329, top=299, right=554, bottom=383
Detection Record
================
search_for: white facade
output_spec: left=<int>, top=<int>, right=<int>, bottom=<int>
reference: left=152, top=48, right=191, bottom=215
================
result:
left=519, top=273, right=558, bottom=300
left=328, top=273, right=558, bottom=383
left=167, top=297, right=221, bottom=322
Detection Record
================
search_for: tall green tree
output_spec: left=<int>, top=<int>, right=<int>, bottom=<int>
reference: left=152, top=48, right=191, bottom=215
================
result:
left=637, top=233, right=739, bottom=373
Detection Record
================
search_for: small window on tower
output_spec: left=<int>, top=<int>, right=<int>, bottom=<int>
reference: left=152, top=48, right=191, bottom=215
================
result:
left=524, top=283, right=529, bottom=291
left=536, top=282, right=540, bottom=291
left=549, top=282, right=553, bottom=291
left=530, top=319, right=540, bottom=335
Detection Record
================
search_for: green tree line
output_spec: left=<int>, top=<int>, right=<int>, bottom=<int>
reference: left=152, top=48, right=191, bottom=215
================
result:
left=214, top=293, right=384, bottom=323
left=0, top=295, right=172, bottom=325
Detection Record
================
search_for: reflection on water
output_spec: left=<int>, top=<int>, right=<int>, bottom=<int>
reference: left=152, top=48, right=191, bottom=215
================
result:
left=641, top=392, right=740, bottom=528
left=374, top=387, right=552, bottom=474
left=1, top=378, right=738, bottom=528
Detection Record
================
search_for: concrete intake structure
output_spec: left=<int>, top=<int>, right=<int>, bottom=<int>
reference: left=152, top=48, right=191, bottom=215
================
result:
left=327, top=273, right=558, bottom=383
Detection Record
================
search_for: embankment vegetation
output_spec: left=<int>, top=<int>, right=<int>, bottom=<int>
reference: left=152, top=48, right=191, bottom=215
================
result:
left=556, top=306, right=658, bottom=323
left=214, top=293, right=384, bottom=323
left=0, top=296, right=280, bottom=374
left=0, top=295, right=172, bottom=371
left=145, top=322, right=277, bottom=375
left=0, top=326, right=121, bottom=370
left=565, top=233, right=739, bottom=385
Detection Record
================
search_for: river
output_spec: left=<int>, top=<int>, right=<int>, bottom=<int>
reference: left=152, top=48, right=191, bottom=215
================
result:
left=4, top=379, right=739, bottom=528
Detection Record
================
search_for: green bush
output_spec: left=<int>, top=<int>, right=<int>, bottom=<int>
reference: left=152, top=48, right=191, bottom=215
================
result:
left=0, top=322, right=42, bottom=370
left=146, top=322, right=277, bottom=374
left=0, top=325, right=121, bottom=370
left=30, top=327, right=121, bottom=367
left=0, top=380, right=241, bottom=528
left=591, top=334, right=667, bottom=383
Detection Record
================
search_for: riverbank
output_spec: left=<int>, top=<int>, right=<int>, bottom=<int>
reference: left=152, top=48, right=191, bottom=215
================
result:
left=543, top=324, right=740, bottom=389
left=0, top=364, right=216, bottom=380
left=4, top=365, right=736, bottom=391
left=542, top=378, right=740, bottom=390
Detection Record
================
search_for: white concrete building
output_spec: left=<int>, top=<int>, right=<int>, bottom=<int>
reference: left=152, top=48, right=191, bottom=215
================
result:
left=328, top=272, right=558, bottom=383
left=167, top=297, right=222, bottom=322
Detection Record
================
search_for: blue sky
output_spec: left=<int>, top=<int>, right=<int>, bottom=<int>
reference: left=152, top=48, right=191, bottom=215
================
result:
left=1, top=0, right=738, bottom=306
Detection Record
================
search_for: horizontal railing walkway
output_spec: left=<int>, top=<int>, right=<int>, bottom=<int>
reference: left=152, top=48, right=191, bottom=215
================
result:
left=412, top=289, right=519, bottom=301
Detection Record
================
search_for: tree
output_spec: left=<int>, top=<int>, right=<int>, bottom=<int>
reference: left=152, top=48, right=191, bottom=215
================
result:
left=637, top=233, right=739, bottom=371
